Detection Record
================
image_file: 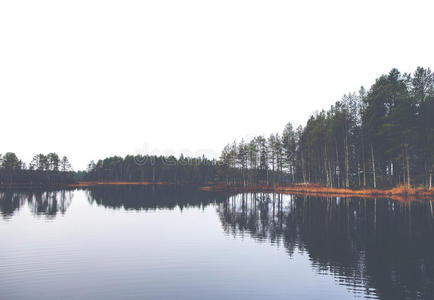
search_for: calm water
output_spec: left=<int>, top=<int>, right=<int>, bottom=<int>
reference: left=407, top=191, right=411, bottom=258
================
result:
left=1, top=186, right=434, bottom=300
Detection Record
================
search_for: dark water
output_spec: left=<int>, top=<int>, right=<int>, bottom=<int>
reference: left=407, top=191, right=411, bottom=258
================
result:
left=1, top=187, right=434, bottom=300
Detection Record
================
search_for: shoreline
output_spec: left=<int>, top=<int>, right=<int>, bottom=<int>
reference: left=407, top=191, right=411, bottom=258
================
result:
left=73, top=181, right=434, bottom=201
left=200, top=183, right=434, bottom=202
left=1, top=181, right=433, bottom=201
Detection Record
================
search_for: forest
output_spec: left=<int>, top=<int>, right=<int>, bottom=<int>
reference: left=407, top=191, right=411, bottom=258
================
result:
left=0, top=152, right=75, bottom=186
left=1, top=67, right=433, bottom=190
left=218, top=67, right=434, bottom=190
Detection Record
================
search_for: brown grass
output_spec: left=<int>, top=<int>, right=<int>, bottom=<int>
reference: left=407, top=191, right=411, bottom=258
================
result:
left=69, top=181, right=434, bottom=202
left=200, top=183, right=434, bottom=202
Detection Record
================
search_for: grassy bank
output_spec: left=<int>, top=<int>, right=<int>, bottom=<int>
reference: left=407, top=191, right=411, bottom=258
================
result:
left=18, top=181, right=432, bottom=202
left=200, top=183, right=434, bottom=202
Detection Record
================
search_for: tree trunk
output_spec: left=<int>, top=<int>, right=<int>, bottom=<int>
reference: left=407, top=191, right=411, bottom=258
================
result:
left=406, top=145, right=410, bottom=188
left=362, top=133, right=366, bottom=187
left=344, top=133, right=350, bottom=188
left=301, top=149, right=306, bottom=184
left=324, top=145, right=329, bottom=187
left=371, top=144, right=376, bottom=189
left=329, top=159, right=333, bottom=188
left=335, top=142, right=340, bottom=188
left=357, top=161, right=361, bottom=187
left=402, top=148, right=406, bottom=186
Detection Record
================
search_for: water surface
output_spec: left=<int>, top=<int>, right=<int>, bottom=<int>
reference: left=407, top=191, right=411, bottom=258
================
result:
left=1, top=186, right=433, bottom=299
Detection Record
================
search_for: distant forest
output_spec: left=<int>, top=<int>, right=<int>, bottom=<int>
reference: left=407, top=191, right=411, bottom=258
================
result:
left=1, top=67, right=433, bottom=189
left=0, top=153, right=75, bottom=186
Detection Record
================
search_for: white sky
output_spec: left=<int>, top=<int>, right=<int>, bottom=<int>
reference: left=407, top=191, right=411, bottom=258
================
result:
left=1, top=0, right=434, bottom=170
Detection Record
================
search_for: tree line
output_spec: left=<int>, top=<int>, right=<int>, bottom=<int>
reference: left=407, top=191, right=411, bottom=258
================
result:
left=0, top=152, right=75, bottom=186
left=85, top=155, right=218, bottom=184
left=2, top=67, right=433, bottom=190
left=219, top=67, right=434, bottom=189
left=83, top=152, right=289, bottom=185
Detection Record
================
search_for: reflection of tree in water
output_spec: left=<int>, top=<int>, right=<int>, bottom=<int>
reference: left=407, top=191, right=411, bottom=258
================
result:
left=28, top=190, right=72, bottom=218
left=0, top=186, right=227, bottom=218
left=0, top=190, right=72, bottom=219
left=0, top=191, right=25, bottom=218
left=0, top=186, right=227, bottom=219
left=86, top=185, right=228, bottom=211
left=2, top=188, right=434, bottom=299
left=217, top=193, right=434, bottom=300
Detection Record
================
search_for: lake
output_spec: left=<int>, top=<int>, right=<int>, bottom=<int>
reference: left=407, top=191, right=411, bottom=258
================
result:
left=1, top=186, right=433, bottom=300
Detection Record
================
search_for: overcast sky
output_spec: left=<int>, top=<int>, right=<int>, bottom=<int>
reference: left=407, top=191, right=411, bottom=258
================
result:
left=1, top=0, right=433, bottom=170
